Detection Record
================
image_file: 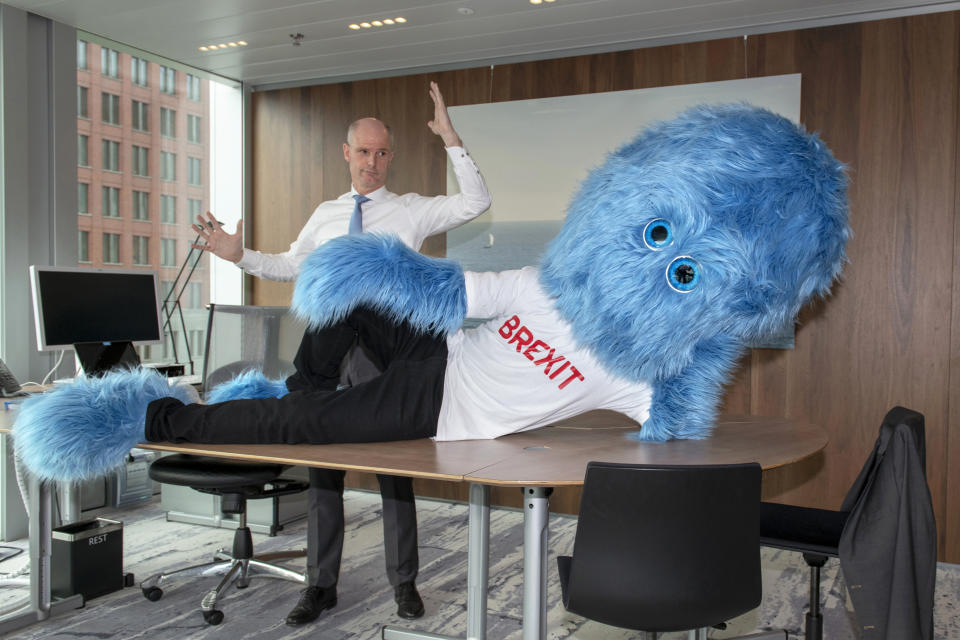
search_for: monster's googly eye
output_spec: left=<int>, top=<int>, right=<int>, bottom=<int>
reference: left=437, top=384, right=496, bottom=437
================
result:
left=643, top=218, right=674, bottom=250
left=666, top=256, right=701, bottom=293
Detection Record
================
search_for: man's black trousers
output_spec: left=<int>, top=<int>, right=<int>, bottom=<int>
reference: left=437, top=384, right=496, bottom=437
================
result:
left=145, top=308, right=448, bottom=588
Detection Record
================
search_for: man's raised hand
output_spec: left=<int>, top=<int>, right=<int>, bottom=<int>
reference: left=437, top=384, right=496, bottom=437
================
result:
left=191, top=211, right=244, bottom=263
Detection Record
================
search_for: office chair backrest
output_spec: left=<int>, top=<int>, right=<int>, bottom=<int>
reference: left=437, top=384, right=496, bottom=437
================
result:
left=201, top=304, right=304, bottom=391
left=563, top=461, right=762, bottom=632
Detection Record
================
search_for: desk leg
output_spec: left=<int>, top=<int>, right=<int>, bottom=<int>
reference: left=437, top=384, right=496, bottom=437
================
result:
left=522, top=487, right=549, bottom=640
left=382, top=483, right=490, bottom=640
left=0, top=477, right=82, bottom=635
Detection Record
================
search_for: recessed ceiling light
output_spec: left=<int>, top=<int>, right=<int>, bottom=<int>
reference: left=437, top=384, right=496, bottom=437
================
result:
left=530, top=0, right=542, bottom=4
left=350, top=17, right=407, bottom=30
left=198, top=40, right=249, bottom=52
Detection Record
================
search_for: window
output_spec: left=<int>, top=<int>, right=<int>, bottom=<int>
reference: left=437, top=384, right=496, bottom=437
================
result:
left=133, top=190, right=149, bottom=220
left=78, top=183, right=89, bottom=214
left=161, top=151, right=176, bottom=181
left=189, top=329, right=204, bottom=353
left=79, top=231, right=90, bottom=263
left=100, top=47, right=119, bottom=78
left=131, top=100, right=149, bottom=131
left=132, top=235, right=149, bottom=266
left=161, top=195, right=177, bottom=224
left=78, top=134, right=89, bottom=166
left=74, top=34, right=241, bottom=369
left=160, top=108, right=176, bottom=138
left=188, top=198, right=203, bottom=220
left=132, top=145, right=149, bottom=177
left=161, top=238, right=177, bottom=267
left=163, top=331, right=179, bottom=359
left=102, top=140, right=120, bottom=172
left=160, top=66, right=176, bottom=94
left=102, top=186, right=120, bottom=217
left=131, top=57, right=148, bottom=86
left=186, top=74, right=201, bottom=101
left=187, top=114, right=201, bottom=144
left=160, top=280, right=174, bottom=301
left=187, top=157, right=202, bottom=186
left=103, top=232, right=121, bottom=263
left=77, top=86, right=88, bottom=118
left=187, top=283, right=202, bottom=308
left=101, top=92, right=120, bottom=125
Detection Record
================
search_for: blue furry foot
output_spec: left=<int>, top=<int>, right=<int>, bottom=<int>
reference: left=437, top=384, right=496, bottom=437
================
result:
left=12, top=368, right=195, bottom=483
left=292, top=233, right=466, bottom=336
left=207, top=370, right=289, bottom=403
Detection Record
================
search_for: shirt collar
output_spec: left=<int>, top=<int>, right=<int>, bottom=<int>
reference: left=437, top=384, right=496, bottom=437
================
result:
left=347, top=185, right=388, bottom=202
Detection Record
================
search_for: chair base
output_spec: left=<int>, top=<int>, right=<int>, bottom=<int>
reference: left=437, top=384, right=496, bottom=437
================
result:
left=139, top=534, right=306, bottom=625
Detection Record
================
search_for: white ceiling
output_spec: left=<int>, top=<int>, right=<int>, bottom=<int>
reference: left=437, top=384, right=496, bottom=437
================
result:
left=6, top=0, right=959, bottom=89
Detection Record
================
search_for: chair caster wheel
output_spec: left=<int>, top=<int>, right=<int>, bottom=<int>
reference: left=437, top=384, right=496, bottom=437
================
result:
left=203, top=609, right=224, bottom=625
left=142, top=587, right=163, bottom=601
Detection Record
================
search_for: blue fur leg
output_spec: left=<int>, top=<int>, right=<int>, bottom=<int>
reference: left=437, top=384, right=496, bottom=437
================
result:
left=292, top=233, right=466, bottom=336
left=12, top=368, right=195, bottom=483
left=628, top=335, right=742, bottom=441
left=207, top=370, right=289, bottom=403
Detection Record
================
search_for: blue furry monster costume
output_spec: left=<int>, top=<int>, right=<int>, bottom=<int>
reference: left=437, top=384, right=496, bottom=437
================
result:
left=13, top=104, right=849, bottom=483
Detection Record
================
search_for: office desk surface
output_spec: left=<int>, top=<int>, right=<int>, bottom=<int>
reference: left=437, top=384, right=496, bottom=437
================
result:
left=134, top=411, right=827, bottom=485
left=1, top=410, right=827, bottom=483
left=1, top=408, right=826, bottom=640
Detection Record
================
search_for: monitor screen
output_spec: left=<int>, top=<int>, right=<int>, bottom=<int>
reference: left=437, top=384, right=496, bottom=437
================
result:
left=30, top=266, right=163, bottom=352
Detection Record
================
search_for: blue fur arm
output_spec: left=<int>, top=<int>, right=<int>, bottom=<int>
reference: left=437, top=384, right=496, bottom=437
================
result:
left=12, top=368, right=195, bottom=483
left=207, top=370, right=289, bottom=403
left=630, top=335, right=743, bottom=441
left=292, top=233, right=466, bottom=336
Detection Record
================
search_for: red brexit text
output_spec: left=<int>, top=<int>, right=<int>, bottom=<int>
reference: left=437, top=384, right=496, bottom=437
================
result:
left=498, top=315, right=584, bottom=390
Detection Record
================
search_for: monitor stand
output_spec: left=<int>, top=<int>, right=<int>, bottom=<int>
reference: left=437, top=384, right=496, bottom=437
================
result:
left=74, top=341, right=141, bottom=377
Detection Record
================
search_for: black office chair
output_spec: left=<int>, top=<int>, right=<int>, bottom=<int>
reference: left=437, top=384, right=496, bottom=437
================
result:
left=140, top=456, right=308, bottom=624
left=139, top=304, right=309, bottom=625
left=557, top=461, right=783, bottom=640
left=760, top=406, right=936, bottom=640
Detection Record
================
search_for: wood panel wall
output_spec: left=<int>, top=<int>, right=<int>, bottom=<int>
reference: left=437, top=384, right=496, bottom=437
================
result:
left=250, top=11, right=960, bottom=562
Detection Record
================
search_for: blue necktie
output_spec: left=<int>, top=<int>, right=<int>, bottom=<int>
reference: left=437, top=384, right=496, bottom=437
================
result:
left=350, top=194, right=370, bottom=235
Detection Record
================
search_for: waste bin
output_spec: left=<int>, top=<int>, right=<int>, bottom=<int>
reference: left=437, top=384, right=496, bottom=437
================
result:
left=52, top=518, right=125, bottom=601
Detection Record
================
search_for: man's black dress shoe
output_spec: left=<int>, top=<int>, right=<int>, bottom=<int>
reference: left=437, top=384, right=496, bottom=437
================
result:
left=394, top=581, right=425, bottom=619
left=285, top=585, right=337, bottom=626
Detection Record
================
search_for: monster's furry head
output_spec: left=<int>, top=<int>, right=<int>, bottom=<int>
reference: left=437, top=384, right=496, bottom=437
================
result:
left=540, top=104, right=850, bottom=384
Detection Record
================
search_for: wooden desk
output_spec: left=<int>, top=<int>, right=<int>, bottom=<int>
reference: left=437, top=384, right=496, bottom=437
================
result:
left=1, top=410, right=827, bottom=640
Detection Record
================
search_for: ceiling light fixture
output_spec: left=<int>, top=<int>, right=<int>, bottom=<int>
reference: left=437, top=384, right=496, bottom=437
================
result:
left=198, top=40, right=249, bottom=52
left=529, top=0, right=556, bottom=4
left=349, top=16, right=407, bottom=30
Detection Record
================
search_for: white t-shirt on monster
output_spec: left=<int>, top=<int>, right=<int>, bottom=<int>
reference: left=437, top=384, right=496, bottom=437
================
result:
left=435, top=267, right=652, bottom=441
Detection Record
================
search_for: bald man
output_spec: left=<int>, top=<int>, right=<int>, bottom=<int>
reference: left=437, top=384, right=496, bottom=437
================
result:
left=193, top=82, right=491, bottom=625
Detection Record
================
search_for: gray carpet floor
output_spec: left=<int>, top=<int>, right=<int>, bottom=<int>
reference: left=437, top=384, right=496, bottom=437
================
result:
left=1, top=490, right=958, bottom=639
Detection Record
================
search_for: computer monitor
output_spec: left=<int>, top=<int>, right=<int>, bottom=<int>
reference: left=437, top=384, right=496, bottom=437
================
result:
left=29, top=265, right=163, bottom=376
